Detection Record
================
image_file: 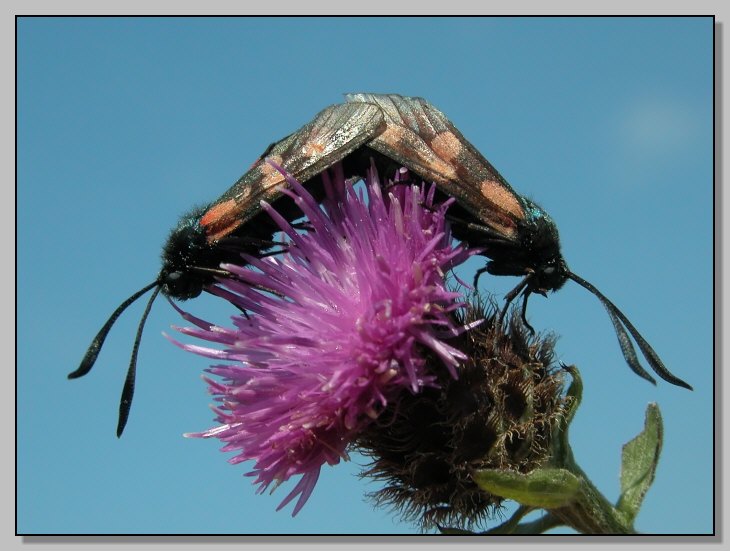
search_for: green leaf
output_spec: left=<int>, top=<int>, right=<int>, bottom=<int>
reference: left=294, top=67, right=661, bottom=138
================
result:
left=616, top=403, right=664, bottom=522
left=474, top=467, right=582, bottom=509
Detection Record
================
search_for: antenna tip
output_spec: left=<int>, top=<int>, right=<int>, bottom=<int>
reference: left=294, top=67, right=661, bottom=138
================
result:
left=67, top=366, right=86, bottom=380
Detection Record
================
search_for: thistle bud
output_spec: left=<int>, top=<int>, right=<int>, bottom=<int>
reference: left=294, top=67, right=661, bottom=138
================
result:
left=356, top=299, right=571, bottom=531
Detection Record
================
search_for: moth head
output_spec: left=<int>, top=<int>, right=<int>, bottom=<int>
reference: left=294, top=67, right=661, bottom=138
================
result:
left=159, top=206, right=218, bottom=300
left=531, top=255, right=569, bottom=294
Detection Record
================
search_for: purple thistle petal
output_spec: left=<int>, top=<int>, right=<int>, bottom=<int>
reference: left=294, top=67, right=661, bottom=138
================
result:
left=173, top=162, right=479, bottom=515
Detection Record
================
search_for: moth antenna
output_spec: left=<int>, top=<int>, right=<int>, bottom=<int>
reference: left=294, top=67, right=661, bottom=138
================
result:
left=68, top=281, right=159, bottom=380
left=601, top=301, right=657, bottom=385
left=567, top=271, right=692, bottom=390
left=117, top=285, right=161, bottom=437
left=604, top=291, right=692, bottom=390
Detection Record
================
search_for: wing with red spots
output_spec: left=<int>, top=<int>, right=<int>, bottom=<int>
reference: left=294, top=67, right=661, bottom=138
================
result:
left=345, top=93, right=526, bottom=242
left=200, top=102, right=385, bottom=242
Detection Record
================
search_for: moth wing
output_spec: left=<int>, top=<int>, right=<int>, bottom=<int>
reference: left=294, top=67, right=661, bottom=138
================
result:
left=200, top=102, right=385, bottom=241
left=345, top=93, right=525, bottom=241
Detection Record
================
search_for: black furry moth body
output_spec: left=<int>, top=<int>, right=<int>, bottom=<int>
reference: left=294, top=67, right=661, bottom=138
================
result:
left=70, top=93, right=691, bottom=437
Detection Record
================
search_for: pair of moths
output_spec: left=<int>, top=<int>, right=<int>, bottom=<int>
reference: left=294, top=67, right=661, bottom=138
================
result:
left=69, top=93, right=691, bottom=436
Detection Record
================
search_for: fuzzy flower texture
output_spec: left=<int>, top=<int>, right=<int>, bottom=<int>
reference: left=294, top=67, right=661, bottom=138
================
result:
left=170, top=163, right=476, bottom=515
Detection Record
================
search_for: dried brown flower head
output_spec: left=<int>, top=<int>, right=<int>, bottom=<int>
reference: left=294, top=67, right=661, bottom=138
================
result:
left=355, top=297, right=570, bottom=531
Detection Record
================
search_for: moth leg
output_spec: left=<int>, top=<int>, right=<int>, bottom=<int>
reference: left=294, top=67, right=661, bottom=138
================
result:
left=498, top=272, right=535, bottom=329
left=202, top=271, right=286, bottom=299
left=453, top=219, right=514, bottom=243
left=290, top=220, right=315, bottom=232
left=473, top=266, right=489, bottom=289
left=258, top=247, right=290, bottom=259
left=520, top=291, right=535, bottom=335
left=221, top=235, right=288, bottom=249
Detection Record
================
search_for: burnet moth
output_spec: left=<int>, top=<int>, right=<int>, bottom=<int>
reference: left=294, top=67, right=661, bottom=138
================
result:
left=69, top=102, right=394, bottom=436
left=341, top=93, right=691, bottom=391
left=70, top=93, right=690, bottom=438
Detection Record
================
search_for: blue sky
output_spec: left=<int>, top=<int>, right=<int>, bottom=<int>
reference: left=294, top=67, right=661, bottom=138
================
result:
left=17, top=16, right=713, bottom=535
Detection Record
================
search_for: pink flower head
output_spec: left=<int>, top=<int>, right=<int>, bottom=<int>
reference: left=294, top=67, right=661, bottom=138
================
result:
left=169, top=162, right=478, bottom=515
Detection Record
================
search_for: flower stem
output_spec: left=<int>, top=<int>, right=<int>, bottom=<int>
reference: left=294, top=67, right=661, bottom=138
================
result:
left=546, top=367, right=635, bottom=534
left=510, top=512, right=563, bottom=534
left=551, top=452, right=635, bottom=534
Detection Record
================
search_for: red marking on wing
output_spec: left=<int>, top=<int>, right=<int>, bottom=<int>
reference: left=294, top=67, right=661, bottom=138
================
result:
left=200, top=199, right=238, bottom=227
left=206, top=219, right=244, bottom=242
left=430, top=131, right=463, bottom=164
left=480, top=179, right=524, bottom=220
left=200, top=199, right=246, bottom=242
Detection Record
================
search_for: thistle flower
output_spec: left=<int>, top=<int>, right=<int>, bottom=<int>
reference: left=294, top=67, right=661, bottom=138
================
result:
left=355, top=298, right=570, bottom=531
left=168, top=163, right=476, bottom=515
